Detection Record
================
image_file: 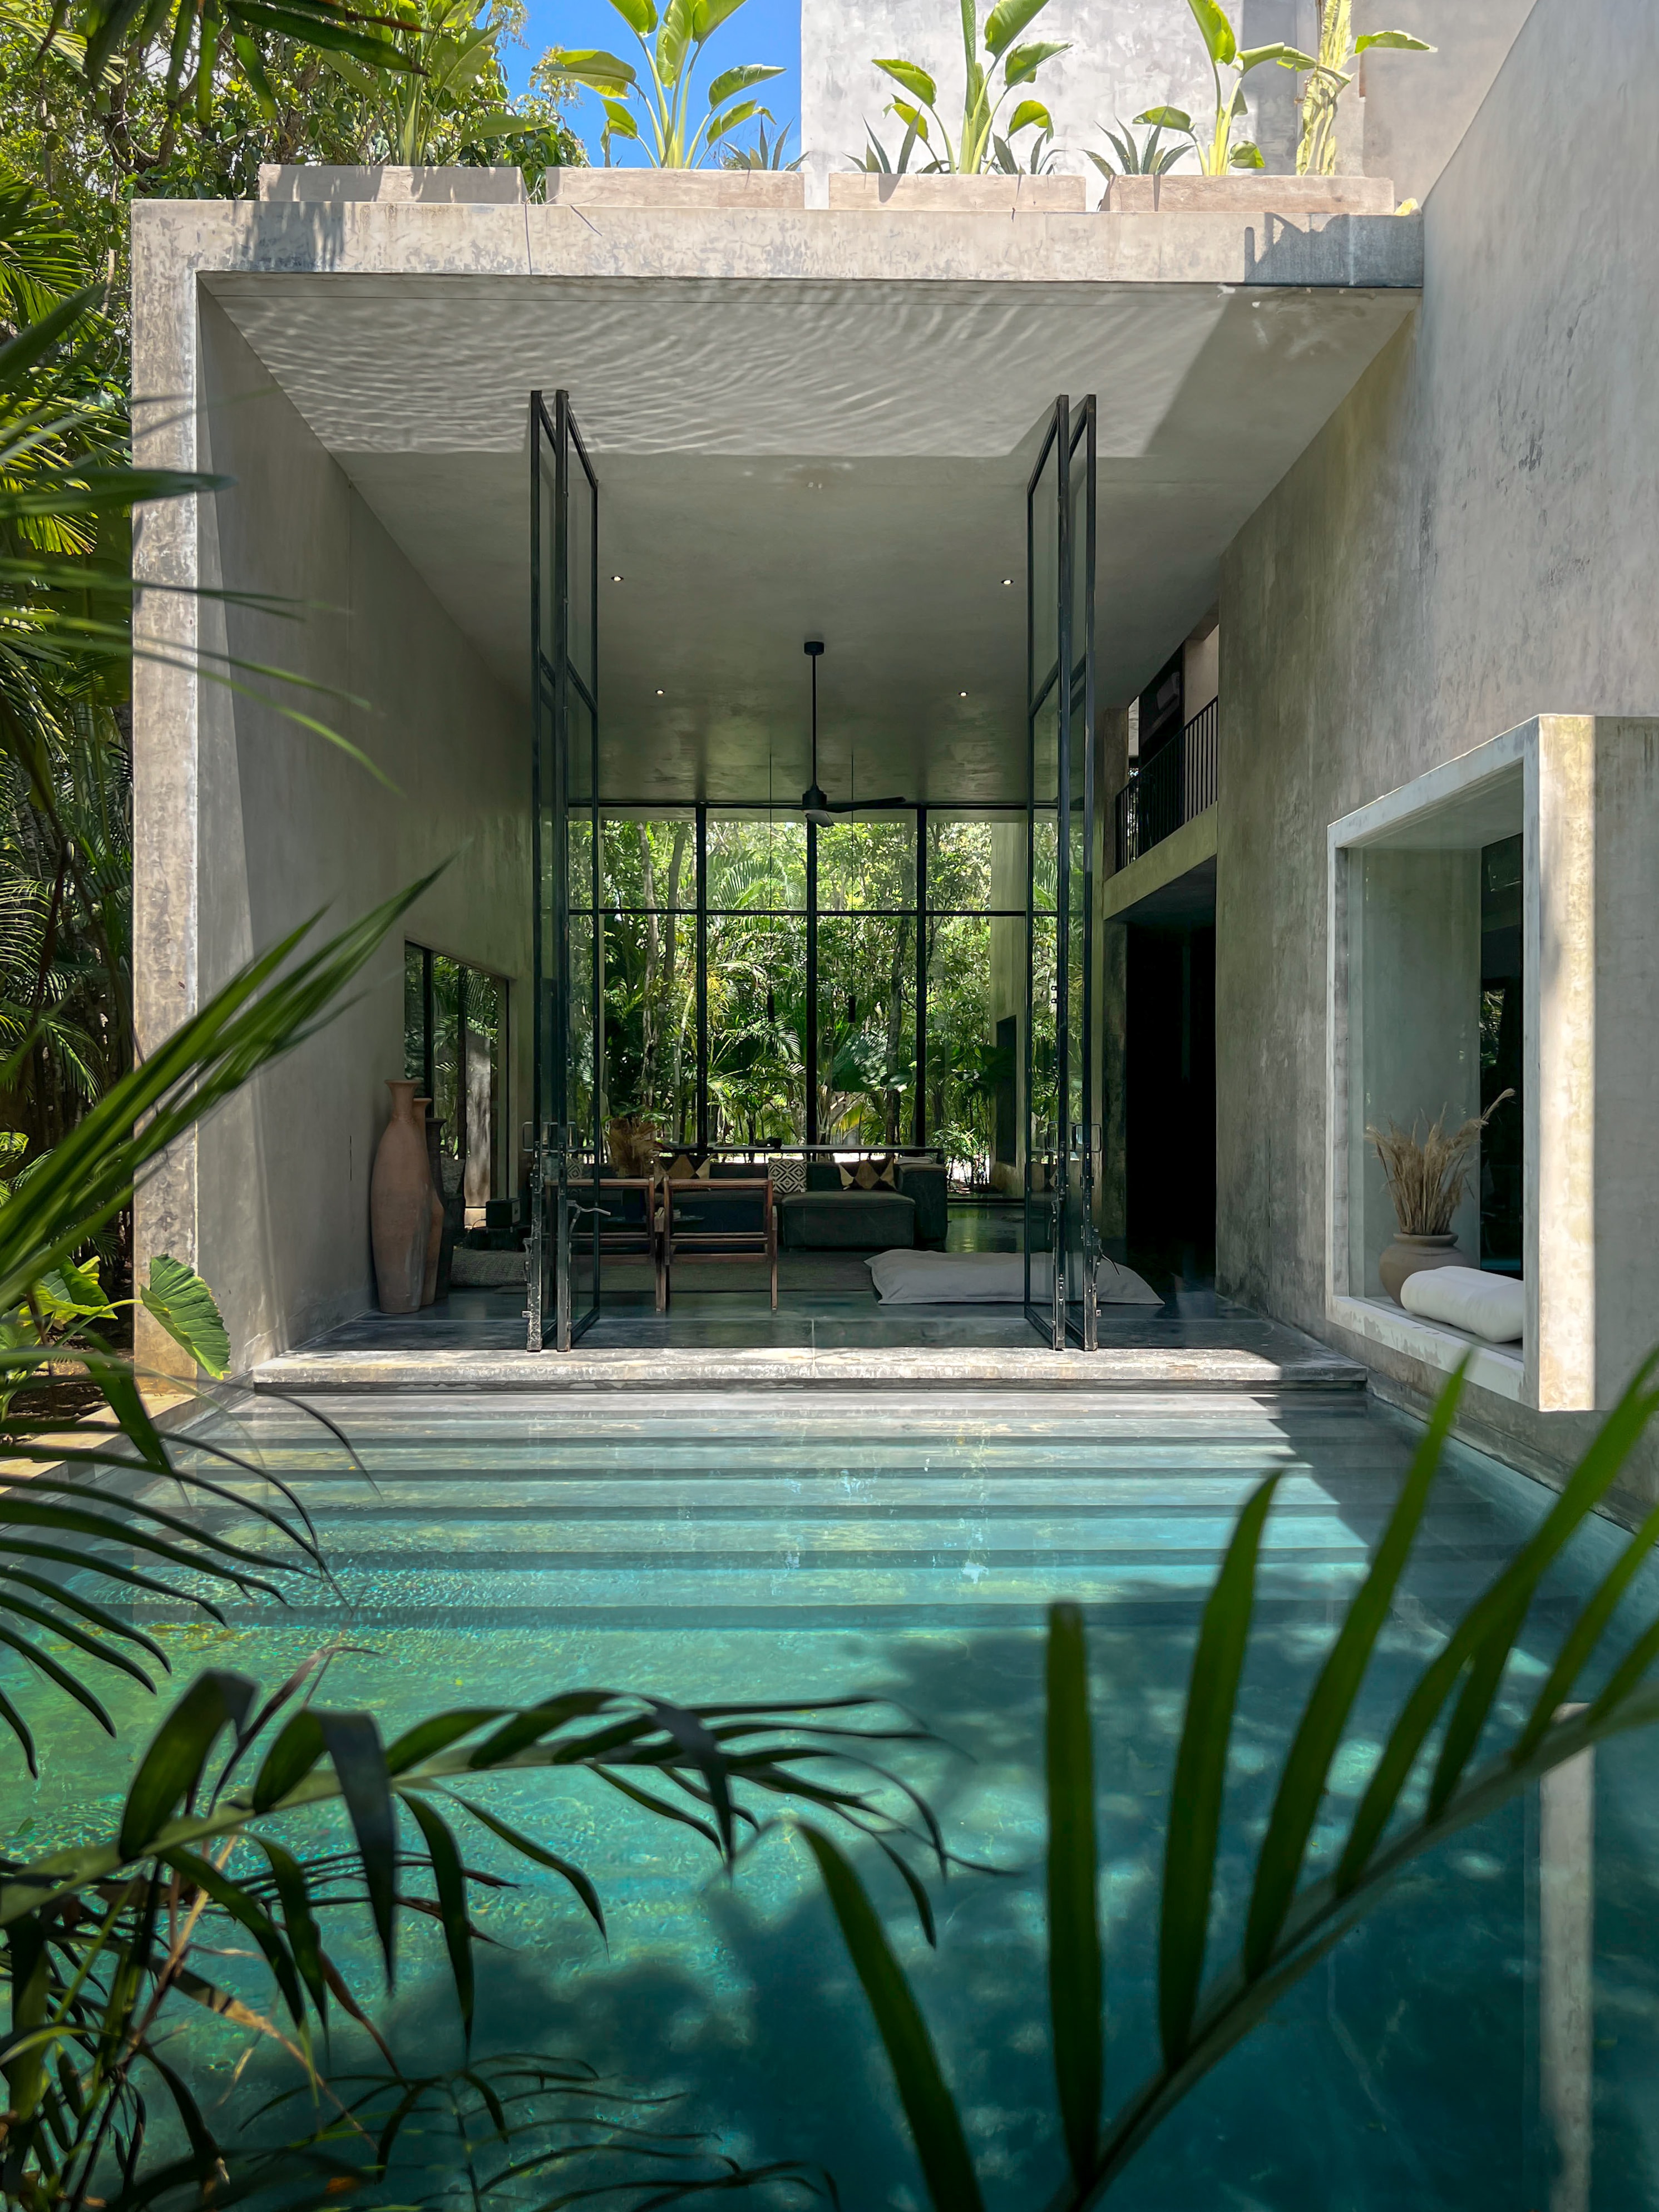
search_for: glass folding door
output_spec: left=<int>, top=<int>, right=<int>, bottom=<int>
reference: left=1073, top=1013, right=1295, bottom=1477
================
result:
left=529, top=389, right=601, bottom=1351
left=1024, top=397, right=1098, bottom=1350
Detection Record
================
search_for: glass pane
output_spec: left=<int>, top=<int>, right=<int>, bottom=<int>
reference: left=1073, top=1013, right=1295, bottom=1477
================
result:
left=462, top=971, right=501, bottom=1208
left=601, top=816, right=695, bottom=910
left=816, top=817, right=916, bottom=911
left=707, top=812, right=805, bottom=911
left=926, top=907, right=1024, bottom=1192
left=1030, top=421, right=1059, bottom=705
left=601, top=911, right=697, bottom=1148
left=707, top=914, right=806, bottom=1144
left=404, top=945, right=424, bottom=1081
left=1068, top=414, right=1089, bottom=690
left=569, top=911, right=596, bottom=1155
left=568, top=446, right=595, bottom=702
left=817, top=914, right=915, bottom=1148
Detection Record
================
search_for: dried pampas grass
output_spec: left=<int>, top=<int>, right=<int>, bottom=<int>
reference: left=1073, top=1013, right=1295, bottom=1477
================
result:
left=1366, top=1089, right=1514, bottom=1237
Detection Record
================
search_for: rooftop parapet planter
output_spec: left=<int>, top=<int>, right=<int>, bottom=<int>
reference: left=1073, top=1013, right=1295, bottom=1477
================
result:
left=1102, top=172, right=1397, bottom=214
left=828, top=172, right=1086, bottom=213
left=258, top=164, right=526, bottom=203
left=544, top=167, right=805, bottom=210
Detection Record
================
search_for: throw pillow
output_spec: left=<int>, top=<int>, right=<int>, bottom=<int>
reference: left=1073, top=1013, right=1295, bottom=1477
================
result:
left=770, top=1156, right=806, bottom=1196
left=838, top=1164, right=857, bottom=1188
left=665, top=1154, right=698, bottom=1182
left=853, top=1159, right=881, bottom=1189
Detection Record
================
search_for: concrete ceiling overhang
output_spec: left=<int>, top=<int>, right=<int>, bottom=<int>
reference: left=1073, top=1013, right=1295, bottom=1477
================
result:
left=203, top=226, right=1418, bottom=804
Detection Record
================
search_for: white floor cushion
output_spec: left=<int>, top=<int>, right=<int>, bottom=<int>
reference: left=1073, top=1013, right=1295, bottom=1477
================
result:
left=450, top=1246, right=529, bottom=1287
left=1399, top=1265, right=1524, bottom=1343
left=866, top=1249, right=1163, bottom=1306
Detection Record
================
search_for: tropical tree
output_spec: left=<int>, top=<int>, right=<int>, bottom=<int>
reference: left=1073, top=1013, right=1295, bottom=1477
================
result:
left=808, top=1355, right=1659, bottom=2205
left=545, top=0, right=784, bottom=170
left=1295, top=0, right=1433, bottom=176
left=866, top=0, right=1068, bottom=177
left=1137, top=0, right=1313, bottom=176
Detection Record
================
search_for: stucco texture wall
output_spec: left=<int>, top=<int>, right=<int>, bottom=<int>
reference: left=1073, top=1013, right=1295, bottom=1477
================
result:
left=1214, top=0, right=1659, bottom=1492
left=176, top=295, right=529, bottom=1367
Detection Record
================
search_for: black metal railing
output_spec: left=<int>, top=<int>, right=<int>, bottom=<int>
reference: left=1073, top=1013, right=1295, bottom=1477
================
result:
left=1113, top=695, right=1218, bottom=870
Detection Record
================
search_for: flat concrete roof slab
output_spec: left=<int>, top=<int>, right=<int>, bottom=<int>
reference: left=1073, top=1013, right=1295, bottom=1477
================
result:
left=142, top=196, right=1419, bottom=801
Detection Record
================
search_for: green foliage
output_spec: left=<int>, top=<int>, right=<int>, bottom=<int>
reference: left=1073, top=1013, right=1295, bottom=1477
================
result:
left=0, top=1662, right=934, bottom=2206
left=814, top=1355, right=1659, bottom=2205
left=0, top=0, right=582, bottom=289
left=137, top=1252, right=230, bottom=1376
left=1086, top=114, right=1190, bottom=180
left=1295, top=0, right=1433, bottom=177
left=861, top=0, right=1067, bottom=175
left=1145, top=0, right=1314, bottom=176
left=545, top=0, right=784, bottom=169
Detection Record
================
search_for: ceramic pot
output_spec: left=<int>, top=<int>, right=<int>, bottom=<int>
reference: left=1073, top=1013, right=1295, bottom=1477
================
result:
left=1379, top=1231, right=1462, bottom=1306
left=416, top=1101, right=443, bottom=1306
left=371, top=1080, right=431, bottom=1313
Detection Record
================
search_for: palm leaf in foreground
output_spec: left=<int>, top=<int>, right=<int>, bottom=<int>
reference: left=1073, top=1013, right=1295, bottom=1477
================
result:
left=813, top=1354, right=1659, bottom=2206
left=0, top=873, right=440, bottom=1768
left=0, top=1666, right=939, bottom=2208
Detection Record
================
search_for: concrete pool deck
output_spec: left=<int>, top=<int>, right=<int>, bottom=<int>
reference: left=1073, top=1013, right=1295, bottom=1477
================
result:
left=253, top=1296, right=1366, bottom=1393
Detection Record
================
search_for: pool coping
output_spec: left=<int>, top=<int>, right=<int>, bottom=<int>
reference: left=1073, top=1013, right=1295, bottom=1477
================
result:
left=250, top=1336, right=1367, bottom=1392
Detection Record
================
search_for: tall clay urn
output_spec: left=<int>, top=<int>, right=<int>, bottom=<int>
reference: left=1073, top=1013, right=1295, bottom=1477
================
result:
left=371, top=1080, right=431, bottom=1314
left=416, top=1102, right=443, bottom=1307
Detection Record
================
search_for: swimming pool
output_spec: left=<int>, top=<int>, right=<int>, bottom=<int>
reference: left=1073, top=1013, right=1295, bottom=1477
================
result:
left=8, top=1385, right=1658, bottom=2209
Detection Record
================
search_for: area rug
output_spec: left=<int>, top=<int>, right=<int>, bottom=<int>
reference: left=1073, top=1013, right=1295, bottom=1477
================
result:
left=866, top=1249, right=1164, bottom=1305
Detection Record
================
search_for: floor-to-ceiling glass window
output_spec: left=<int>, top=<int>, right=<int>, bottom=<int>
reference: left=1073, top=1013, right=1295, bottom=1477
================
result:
left=589, top=805, right=1035, bottom=1181
left=403, top=943, right=506, bottom=1213
left=815, top=816, right=916, bottom=1148
left=706, top=811, right=808, bottom=1145
left=599, top=814, right=697, bottom=1146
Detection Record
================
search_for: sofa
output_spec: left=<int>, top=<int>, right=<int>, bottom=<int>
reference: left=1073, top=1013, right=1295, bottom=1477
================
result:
left=777, top=1160, right=947, bottom=1253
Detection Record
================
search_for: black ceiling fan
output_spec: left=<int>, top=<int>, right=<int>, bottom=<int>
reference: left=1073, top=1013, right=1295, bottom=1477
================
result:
left=800, top=639, right=910, bottom=822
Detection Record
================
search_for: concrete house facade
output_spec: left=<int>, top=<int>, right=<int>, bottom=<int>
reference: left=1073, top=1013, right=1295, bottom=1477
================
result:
left=132, top=0, right=1659, bottom=1504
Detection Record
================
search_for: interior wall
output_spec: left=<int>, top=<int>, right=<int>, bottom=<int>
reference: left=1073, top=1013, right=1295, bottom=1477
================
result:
left=1215, top=0, right=1659, bottom=1498
left=182, top=294, right=530, bottom=1368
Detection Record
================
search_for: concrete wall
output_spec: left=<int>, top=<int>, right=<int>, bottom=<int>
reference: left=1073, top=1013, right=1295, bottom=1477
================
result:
left=799, top=0, right=1309, bottom=195
left=799, top=0, right=1535, bottom=200
left=1215, top=0, right=1659, bottom=1500
left=134, top=282, right=530, bottom=1373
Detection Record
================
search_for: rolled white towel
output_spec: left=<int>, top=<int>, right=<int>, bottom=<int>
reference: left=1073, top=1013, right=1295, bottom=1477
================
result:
left=1399, top=1265, right=1524, bottom=1344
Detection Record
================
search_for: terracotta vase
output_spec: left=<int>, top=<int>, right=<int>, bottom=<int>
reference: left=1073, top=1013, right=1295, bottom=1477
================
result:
left=416, top=1100, right=443, bottom=1307
left=371, top=1080, right=431, bottom=1313
left=1379, top=1231, right=1462, bottom=1306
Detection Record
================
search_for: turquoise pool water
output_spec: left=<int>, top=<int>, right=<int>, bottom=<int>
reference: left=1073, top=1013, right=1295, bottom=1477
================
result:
left=7, top=1386, right=1659, bottom=2210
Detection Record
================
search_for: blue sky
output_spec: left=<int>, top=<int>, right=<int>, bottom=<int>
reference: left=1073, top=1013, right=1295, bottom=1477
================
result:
left=502, top=0, right=802, bottom=165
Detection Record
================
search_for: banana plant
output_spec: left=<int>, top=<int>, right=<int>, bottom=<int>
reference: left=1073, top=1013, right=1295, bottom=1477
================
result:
left=320, top=0, right=524, bottom=165
left=869, top=0, right=1069, bottom=177
left=1296, top=0, right=1434, bottom=176
left=1139, top=0, right=1314, bottom=176
left=546, top=0, right=784, bottom=169
left=808, top=1352, right=1659, bottom=2205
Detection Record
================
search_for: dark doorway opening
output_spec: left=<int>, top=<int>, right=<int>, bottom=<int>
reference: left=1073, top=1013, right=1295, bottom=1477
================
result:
left=1125, top=920, right=1216, bottom=1268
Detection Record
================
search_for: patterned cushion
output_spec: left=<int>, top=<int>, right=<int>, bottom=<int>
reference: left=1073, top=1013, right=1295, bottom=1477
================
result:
left=664, top=1154, right=709, bottom=1182
left=846, top=1158, right=897, bottom=1190
left=769, top=1156, right=806, bottom=1196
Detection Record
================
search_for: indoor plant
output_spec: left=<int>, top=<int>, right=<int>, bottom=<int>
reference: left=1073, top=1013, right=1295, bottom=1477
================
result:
left=1366, top=1090, right=1512, bottom=1303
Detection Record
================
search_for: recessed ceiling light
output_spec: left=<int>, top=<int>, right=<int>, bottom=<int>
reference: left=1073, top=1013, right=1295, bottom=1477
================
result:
left=1002, top=577, right=1013, bottom=586
left=611, top=573, right=624, bottom=582
left=959, top=690, right=968, bottom=698
left=655, top=688, right=665, bottom=696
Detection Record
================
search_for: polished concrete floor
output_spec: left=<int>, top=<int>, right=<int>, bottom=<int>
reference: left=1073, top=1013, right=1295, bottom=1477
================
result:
left=278, top=1207, right=1263, bottom=1364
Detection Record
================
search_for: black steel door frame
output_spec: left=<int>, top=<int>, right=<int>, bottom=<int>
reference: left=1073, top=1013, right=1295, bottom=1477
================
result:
left=528, top=388, right=601, bottom=1351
